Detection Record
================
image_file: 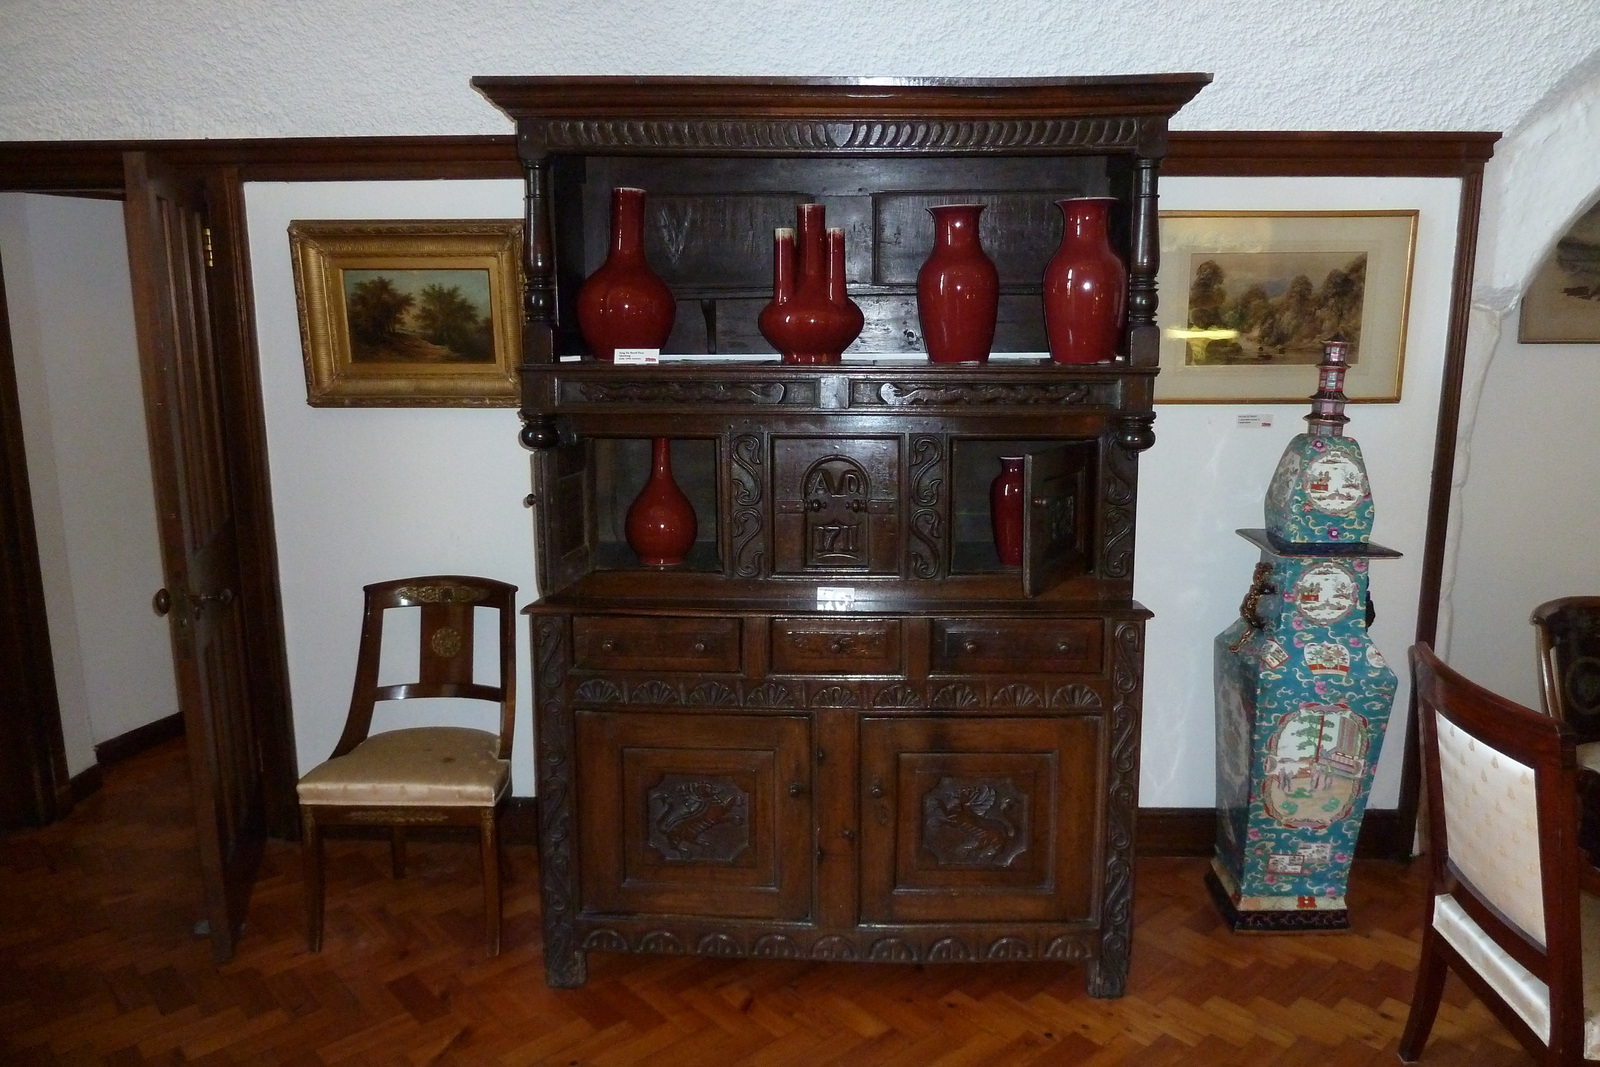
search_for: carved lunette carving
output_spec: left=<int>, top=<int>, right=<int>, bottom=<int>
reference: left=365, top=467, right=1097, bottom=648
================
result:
left=529, top=118, right=1147, bottom=155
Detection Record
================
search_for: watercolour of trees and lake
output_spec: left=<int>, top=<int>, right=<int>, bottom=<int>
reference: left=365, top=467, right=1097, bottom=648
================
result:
left=342, top=268, right=495, bottom=363
left=1184, top=251, right=1367, bottom=366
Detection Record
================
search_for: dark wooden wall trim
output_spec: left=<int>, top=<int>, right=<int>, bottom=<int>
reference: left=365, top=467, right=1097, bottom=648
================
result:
left=93, top=711, right=184, bottom=768
left=0, top=255, right=74, bottom=828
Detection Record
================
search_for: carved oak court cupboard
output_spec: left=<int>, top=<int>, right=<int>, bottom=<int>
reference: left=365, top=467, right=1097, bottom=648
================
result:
left=473, top=74, right=1210, bottom=996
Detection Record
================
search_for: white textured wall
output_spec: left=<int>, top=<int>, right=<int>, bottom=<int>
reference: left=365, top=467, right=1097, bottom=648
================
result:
left=0, top=193, right=177, bottom=771
left=0, top=1, right=1597, bottom=138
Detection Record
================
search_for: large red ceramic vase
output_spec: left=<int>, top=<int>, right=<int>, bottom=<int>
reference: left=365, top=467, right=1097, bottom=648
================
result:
left=1042, top=197, right=1126, bottom=364
left=758, top=203, right=864, bottom=364
left=576, top=187, right=676, bottom=361
left=917, top=204, right=999, bottom=363
left=625, top=438, right=697, bottom=566
left=991, top=456, right=1025, bottom=567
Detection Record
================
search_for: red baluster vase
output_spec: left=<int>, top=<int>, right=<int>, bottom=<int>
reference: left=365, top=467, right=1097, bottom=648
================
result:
left=576, top=187, right=676, bottom=361
left=991, top=456, right=1025, bottom=567
left=625, top=438, right=697, bottom=567
left=758, top=203, right=863, bottom=364
left=917, top=204, right=999, bottom=363
left=1043, top=197, right=1126, bottom=364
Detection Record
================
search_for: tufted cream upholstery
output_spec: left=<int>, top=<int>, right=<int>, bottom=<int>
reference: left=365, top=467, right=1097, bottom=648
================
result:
left=1435, top=716, right=1545, bottom=944
left=296, top=727, right=509, bottom=807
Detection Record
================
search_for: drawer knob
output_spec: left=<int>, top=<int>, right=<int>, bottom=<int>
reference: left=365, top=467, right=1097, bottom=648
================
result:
left=828, top=638, right=849, bottom=654
left=962, top=640, right=979, bottom=654
left=1056, top=640, right=1071, bottom=653
left=788, top=782, right=803, bottom=798
left=600, top=638, right=617, bottom=652
left=869, top=778, right=884, bottom=799
left=692, top=640, right=707, bottom=653
left=840, top=828, right=856, bottom=842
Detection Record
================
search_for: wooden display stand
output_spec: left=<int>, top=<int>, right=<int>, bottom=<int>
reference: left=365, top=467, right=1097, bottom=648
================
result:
left=473, top=74, right=1209, bottom=996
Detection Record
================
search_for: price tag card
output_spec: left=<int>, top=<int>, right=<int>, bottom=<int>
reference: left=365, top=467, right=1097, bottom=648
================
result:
left=816, top=586, right=856, bottom=612
left=613, top=349, right=661, bottom=365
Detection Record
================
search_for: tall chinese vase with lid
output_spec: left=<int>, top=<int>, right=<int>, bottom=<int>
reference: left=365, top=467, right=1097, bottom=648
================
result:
left=1208, top=340, right=1401, bottom=931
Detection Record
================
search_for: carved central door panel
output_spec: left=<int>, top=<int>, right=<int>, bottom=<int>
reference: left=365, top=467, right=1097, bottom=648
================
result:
left=859, top=716, right=1103, bottom=924
left=575, top=711, right=813, bottom=921
left=773, top=437, right=899, bottom=574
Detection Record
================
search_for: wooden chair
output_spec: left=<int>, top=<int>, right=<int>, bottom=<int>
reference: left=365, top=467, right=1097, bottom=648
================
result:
left=296, top=576, right=517, bottom=956
left=1401, top=642, right=1599, bottom=1064
left=1533, top=597, right=1600, bottom=861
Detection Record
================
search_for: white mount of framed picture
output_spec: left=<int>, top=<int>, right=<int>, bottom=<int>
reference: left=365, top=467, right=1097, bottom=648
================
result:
left=1155, top=210, right=1418, bottom=404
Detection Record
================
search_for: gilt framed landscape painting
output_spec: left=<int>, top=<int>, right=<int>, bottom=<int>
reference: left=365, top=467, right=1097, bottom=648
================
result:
left=1155, top=211, right=1417, bottom=403
left=289, top=220, right=523, bottom=406
left=1519, top=200, right=1600, bottom=343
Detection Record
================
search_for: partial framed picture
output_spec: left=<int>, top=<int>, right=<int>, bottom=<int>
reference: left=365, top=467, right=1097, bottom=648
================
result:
left=1155, top=211, right=1417, bottom=403
left=288, top=220, right=523, bottom=407
left=1519, top=200, right=1600, bottom=343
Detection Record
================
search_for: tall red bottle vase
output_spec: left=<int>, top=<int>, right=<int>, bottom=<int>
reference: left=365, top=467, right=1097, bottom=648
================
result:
left=625, top=438, right=697, bottom=567
left=991, top=456, right=1025, bottom=567
left=1042, top=197, right=1126, bottom=364
left=757, top=203, right=863, bottom=364
left=916, top=204, right=999, bottom=364
left=576, top=187, right=676, bottom=362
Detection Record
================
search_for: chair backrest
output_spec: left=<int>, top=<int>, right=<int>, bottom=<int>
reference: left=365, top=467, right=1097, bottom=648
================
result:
left=1532, top=596, right=1600, bottom=743
left=329, top=576, right=517, bottom=761
left=1411, top=643, right=1586, bottom=1045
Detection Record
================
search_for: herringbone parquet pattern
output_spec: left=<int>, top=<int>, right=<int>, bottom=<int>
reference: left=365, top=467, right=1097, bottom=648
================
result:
left=1, top=740, right=1530, bottom=1065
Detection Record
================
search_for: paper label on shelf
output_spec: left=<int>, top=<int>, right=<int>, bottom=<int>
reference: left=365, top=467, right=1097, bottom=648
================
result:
left=613, top=349, right=661, bottom=364
left=1236, top=414, right=1275, bottom=428
left=816, top=586, right=856, bottom=611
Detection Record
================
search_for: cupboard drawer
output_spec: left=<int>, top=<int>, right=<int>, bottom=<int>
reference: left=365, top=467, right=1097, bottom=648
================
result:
left=572, top=616, right=741, bottom=673
left=771, top=617, right=901, bottom=675
left=932, top=618, right=1103, bottom=675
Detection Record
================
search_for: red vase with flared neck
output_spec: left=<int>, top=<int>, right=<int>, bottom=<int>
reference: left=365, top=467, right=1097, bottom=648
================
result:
left=576, top=187, right=676, bottom=361
left=917, top=204, right=999, bottom=364
left=625, top=438, right=697, bottom=567
left=758, top=203, right=864, bottom=364
left=1043, top=197, right=1126, bottom=364
left=991, top=456, right=1025, bottom=567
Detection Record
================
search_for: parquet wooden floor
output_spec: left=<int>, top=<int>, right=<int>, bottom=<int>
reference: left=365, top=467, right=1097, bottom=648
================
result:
left=0, top=739, right=1531, bottom=1065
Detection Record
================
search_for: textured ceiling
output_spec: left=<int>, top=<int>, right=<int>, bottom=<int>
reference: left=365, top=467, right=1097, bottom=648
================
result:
left=0, top=0, right=1595, bottom=140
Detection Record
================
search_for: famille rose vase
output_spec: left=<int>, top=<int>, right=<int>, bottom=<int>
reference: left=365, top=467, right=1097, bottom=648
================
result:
left=757, top=203, right=864, bottom=364
left=1042, top=197, right=1126, bottom=364
left=1209, top=341, right=1400, bottom=932
left=625, top=438, right=696, bottom=567
left=917, top=204, right=999, bottom=364
left=990, top=456, right=1025, bottom=567
left=576, top=187, right=676, bottom=361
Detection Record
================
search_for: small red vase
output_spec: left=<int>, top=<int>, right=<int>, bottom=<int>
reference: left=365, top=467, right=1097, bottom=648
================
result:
left=1043, top=197, right=1126, bottom=364
left=757, top=203, right=864, bottom=364
left=625, top=438, right=697, bottom=566
left=576, top=187, right=676, bottom=361
left=991, top=456, right=1025, bottom=567
left=917, top=204, right=999, bottom=363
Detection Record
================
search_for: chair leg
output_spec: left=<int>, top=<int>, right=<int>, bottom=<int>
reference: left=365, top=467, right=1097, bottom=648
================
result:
left=390, top=826, right=407, bottom=879
left=1399, top=925, right=1448, bottom=1062
left=301, top=808, right=325, bottom=953
left=480, top=807, right=502, bottom=956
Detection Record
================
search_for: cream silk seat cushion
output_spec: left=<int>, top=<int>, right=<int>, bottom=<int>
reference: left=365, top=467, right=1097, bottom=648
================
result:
left=296, top=727, right=509, bottom=807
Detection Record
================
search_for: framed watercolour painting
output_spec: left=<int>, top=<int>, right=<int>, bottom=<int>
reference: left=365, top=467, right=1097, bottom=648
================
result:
left=1155, top=211, right=1417, bottom=403
left=289, top=220, right=523, bottom=406
left=1519, top=200, right=1600, bottom=343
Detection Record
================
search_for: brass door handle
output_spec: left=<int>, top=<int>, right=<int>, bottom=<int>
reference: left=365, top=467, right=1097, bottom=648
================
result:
left=152, top=588, right=171, bottom=616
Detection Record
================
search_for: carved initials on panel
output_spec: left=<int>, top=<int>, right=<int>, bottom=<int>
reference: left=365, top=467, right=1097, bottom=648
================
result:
left=920, top=776, right=1029, bottom=868
left=804, top=456, right=870, bottom=569
left=647, top=775, right=750, bottom=863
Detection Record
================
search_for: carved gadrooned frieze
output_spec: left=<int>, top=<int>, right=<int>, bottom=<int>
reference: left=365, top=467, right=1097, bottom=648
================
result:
left=530, top=117, right=1147, bottom=155
left=647, top=774, right=751, bottom=863
left=921, top=777, right=1030, bottom=868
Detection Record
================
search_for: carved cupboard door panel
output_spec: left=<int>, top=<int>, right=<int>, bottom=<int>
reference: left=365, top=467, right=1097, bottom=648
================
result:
left=1023, top=443, right=1097, bottom=597
left=859, top=716, right=1103, bottom=924
left=575, top=711, right=813, bottom=921
left=772, top=437, right=899, bottom=575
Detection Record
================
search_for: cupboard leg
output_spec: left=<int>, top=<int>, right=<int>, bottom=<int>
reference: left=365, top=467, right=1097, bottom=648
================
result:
left=1086, top=954, right=1128, bottom=999
left=301, top=808, right=324, bottom=953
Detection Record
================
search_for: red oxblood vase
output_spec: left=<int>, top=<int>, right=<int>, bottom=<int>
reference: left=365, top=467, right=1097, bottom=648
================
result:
left=991, top=456, right=1025, bottom=567
left=1042, top=197, right=1126, bottom=364
left=625, top=438, right=697, bottom=566
left=576, top=187, right=676, bottom=361
left=917, top=204, right=999, bottom=363
left=757, top=203, right=864, bottom=364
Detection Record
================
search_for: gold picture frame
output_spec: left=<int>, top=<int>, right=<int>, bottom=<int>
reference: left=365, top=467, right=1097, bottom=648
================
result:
left=1155, top=211, right=1417, bottom=403
left=288, top=220, right=523, bottom=407
left=1519, top=200, right=1600, bottom=343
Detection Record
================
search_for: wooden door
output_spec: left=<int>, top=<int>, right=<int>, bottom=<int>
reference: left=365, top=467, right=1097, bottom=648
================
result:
left=123, top=152, right=265, bottom=962
left=1023, top=442, right=1097, bottom=597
